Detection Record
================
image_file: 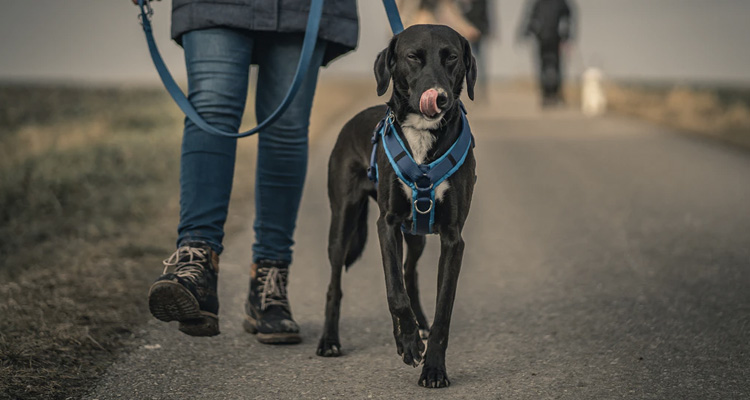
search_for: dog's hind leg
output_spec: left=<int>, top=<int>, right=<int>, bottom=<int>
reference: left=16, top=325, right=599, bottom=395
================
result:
left=418, top=227, right=465, bottom=388
left=403, top=233, right=430, bottom=339
left=317, top=196, right=369, bottom=357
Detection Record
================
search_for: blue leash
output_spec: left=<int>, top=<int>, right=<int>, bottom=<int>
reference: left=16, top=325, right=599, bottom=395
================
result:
left=382, top=0, right=405, bottom=34
left=137, top=0, right=404, bottom=138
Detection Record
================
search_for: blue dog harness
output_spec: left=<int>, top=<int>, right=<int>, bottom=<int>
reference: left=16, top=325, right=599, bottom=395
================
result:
left=368, top=105, right=474, bottom=235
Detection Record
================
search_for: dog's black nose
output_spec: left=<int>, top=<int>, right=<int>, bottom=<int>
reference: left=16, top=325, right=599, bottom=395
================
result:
left=436, top=93, right=449, bottom=109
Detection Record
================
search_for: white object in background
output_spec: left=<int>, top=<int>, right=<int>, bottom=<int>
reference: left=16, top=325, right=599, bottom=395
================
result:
left=581, top=68, right=607, bottom=117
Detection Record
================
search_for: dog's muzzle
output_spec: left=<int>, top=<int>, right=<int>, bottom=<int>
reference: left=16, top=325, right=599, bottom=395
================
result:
left=420, top=89, right=442, bottom=118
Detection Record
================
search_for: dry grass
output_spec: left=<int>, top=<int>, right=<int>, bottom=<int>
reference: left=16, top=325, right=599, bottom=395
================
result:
left=0, top=84, right=185, bottom=399
left=0, top=78, right=371, bottom=399
left=0, top=82, right=268, bottom=399
left=556, top=79, right=750, bottom=148
left=603, top=83, right=750, bottom=148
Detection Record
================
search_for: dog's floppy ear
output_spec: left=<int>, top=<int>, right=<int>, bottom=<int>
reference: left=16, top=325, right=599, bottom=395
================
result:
left=462, top=37, right=478, bottom=101
left=374, top=36, right=398, bottom=96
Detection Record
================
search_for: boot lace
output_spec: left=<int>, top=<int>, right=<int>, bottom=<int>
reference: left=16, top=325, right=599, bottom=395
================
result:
left=257, top=266, right=289, bottom=311
left=162, top=246, right=209, bottom=285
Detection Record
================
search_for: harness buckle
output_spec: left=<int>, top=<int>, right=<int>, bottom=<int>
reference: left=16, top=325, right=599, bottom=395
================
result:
left=414, top=182, right=433, bottom=190
left=138, top=0, right=154, bottom=26
left=414, top=199, right=433, bottom=214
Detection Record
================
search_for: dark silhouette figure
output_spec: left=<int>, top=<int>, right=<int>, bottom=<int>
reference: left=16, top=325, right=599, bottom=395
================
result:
left=460, top=0, right=495, bottom=99
left=519, top=0, right=575, bottom=106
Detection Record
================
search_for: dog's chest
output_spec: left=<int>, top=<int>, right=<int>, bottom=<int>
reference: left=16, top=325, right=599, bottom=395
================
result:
left=402, top=126, right=435, bottom=165
left=399, top=114, right=450, bottom=202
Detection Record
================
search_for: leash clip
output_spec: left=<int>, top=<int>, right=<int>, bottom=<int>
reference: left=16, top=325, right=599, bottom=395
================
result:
left=138, top=0, right=154, bottom=26
left=386, top=111, right=395, bottom=127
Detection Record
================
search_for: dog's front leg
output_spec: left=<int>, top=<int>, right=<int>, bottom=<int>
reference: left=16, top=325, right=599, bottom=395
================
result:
left=403, top=233, right=430, bottom=339
left=377, top=213, right=425, bottom=367
left=419, top=227, right=465, bottom=388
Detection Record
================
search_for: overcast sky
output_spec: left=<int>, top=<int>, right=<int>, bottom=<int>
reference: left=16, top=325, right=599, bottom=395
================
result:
left=0, top=0, right=749, bottom=84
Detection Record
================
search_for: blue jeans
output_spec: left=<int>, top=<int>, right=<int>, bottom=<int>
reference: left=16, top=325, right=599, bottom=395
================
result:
left=177, top=28, right=326, bottom=264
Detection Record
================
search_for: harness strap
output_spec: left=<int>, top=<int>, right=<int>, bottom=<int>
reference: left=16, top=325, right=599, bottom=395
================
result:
left=373, top=106, right=473, bottom=235
left=367, top=118, right=385, bottom=183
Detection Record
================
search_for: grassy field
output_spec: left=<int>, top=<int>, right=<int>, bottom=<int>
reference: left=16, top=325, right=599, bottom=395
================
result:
left=605, top=82, right=750, bottom=148
left=0, top=84, right=188, bottom=399
left=558, top=80, right=750, bottom=148
left=0, top=78, right=371, bottom=399
left=0, top=82, right=269, bottom=399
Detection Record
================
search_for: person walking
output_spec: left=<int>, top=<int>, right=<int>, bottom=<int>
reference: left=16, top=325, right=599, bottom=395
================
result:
left=459, top=0, right=496, bottom=99
left=136, top=0, right=358, bottom=344
left=399, top=0, right=481, bottom=42
left=518, top=0, right=575, bottom=106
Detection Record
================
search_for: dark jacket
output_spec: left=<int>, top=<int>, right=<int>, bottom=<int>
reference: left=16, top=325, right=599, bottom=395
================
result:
left=520, top=0, right=574, bottom=43
left=171, top=0, right=359, bottom=65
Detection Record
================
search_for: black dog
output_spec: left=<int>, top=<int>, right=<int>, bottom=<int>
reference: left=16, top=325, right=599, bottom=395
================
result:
left=317, top=24, right=477, bottom=388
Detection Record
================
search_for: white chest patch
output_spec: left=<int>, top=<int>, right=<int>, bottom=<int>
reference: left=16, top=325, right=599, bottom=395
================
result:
left=398, top=113, right=450, bottom=203
left=400, top=180, right=450, bottom=202
left=401, top=113, right=441, bottom=164
left=402, top=126, right=435, bottom=165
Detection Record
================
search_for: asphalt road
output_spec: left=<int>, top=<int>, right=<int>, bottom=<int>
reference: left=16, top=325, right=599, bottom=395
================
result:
left=86, top=86, right=750, bottom=400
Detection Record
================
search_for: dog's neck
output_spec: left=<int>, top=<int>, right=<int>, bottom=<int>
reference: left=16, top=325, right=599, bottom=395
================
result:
left=390, top=102, right=462, bottom=165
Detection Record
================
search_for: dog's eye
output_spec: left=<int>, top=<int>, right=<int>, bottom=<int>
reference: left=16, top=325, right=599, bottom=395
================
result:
left=407, top=53, right=419, bottom=62
left=447, top=55, right=459, bottom=62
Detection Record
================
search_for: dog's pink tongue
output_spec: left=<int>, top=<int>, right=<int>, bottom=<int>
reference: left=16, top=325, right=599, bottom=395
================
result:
left=419, top=89, right=441, bottom=117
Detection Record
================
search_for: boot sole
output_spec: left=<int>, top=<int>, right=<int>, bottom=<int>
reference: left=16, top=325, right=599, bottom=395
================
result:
left=243, top=315, right=302, bottom=344
left=148, top=280, right=219, bottom=337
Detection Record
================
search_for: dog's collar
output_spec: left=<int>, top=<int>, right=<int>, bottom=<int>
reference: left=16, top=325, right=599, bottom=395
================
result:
left=368, top=103, right=474, bottom=235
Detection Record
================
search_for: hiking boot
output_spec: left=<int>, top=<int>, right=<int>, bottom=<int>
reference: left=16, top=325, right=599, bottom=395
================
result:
left=148, top=242, right=220, bottom=336
left=243, top=260, right=301, bottom=344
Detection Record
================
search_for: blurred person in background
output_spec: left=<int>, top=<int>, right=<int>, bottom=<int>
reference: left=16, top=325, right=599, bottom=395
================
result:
left=134, top=0, right=358, bottom=345
left=398, top=0, right=481, bottom=42
left=459, top=0, right=496, bottom=99
left=518, top=0, right=576, bottom=107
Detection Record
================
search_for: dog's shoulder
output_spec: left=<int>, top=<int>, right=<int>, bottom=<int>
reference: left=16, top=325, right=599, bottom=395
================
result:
left=336, top=105, right=389, bottom=147
left=339, top=105, right=387, bottom=136
left=332, top=105, right=391, bottom=168
left=349, top=105, right=389, bottom=129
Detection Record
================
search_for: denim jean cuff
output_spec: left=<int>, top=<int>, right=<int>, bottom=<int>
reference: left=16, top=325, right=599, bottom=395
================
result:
left=252, top=255, right=292, bottom=265
left=177, top=236, right=224, bottom=255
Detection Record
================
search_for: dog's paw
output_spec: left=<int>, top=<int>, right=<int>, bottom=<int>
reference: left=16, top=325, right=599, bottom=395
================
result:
left=316, top=336, right=342, bottom=357
left=395, top=330, right=425, bottom=367
left=418, top=365, right=450, bottom=388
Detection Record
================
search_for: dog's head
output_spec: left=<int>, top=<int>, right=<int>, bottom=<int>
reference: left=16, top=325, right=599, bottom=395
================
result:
left=374, top=25, right=477, bottom=124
